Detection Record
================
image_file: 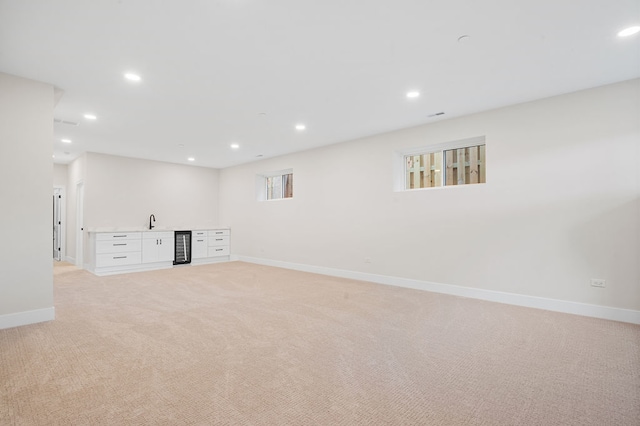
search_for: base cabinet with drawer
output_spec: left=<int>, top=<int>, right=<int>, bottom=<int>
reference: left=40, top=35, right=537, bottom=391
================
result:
left=208, top=230, right=230, bottom=257
left=89, top=228, right=230, bottom=276
left=192, top=230, right=209, bottom=259
left=191, top=229, right=231, bottom=264
left=94, top=232, right=142, bottom=270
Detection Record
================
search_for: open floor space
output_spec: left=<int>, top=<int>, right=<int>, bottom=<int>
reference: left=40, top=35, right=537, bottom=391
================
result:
left=2, top=262, right=638, bottom=425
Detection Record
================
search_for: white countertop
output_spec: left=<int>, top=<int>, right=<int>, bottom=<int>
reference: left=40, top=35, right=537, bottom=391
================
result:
left=88, top=226, right=229, bottom=233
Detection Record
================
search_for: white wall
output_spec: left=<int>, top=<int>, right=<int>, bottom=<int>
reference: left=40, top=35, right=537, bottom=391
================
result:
left=76, top=153, right=220, bottom=263
left=84, top=152, right=220, bottom=229
left=0, top=73, right=54, bottom=327
left=219, top=79, right=640, bottom=312
left=53, top=163, right=68, bottom=187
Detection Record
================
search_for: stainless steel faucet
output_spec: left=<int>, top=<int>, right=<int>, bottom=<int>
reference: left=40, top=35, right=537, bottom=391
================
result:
left=149, top=214, right=156, bottom=230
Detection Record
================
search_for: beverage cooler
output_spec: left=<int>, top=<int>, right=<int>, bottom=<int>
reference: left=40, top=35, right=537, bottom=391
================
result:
left=173, top=230, right=192, bottom=265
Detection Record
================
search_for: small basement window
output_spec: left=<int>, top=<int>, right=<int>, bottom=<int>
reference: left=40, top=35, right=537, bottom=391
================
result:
left=257, top=169, right=294, bottom=201
left=404, top=137, right=486, bottom=190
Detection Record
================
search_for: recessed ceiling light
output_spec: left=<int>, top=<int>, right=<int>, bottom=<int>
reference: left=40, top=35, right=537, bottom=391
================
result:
left=84, top=114, right=97, bottom=120
left=618, top=26, right=640, bottom=37
left=230, top=143, right=240, bottom=149
left=295, top=124, right=306, bottom=131
left=406, top=91, right=420, bottom=99
left=61, top=138, right=72, bottom=143
left=124, top=72, right=142, bottom=82
left=187, top=157, right=195, bottom=162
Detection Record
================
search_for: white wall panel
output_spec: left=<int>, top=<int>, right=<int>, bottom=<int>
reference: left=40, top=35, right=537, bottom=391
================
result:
left=0, top=73, right=54, bottom=325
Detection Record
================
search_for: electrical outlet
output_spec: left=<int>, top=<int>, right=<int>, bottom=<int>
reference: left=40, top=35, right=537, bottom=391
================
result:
left=590, top=278, right=606, bottom=288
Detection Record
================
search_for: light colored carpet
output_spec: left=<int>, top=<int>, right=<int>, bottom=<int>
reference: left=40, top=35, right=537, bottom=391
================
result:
left=1, top=261, right=638, bottom=425
left=52, top=260, right=79, bottom=276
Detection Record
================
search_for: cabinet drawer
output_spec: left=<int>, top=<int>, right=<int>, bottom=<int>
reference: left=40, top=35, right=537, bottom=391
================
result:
left=208, top=245, right=230, bottom=257
left=96, top=252, right=142, bottom=267
left=96, top=232, right=141, bottom=241
left=96, top=239, right=142, bottom=254
left=208, top=229, right=230, bottom=237
left=143, top=231, right=173, bottom=240
left=192, top=230, right=208, bottom=238
left=208, top=235, right=229, bottom=246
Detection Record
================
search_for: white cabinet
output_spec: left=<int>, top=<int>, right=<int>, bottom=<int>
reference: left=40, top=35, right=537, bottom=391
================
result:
left=142, top=231, right=174, bottom=264
left=193, top=229, right=231, bottom=262
left=208, top=229, right=230, bottom=257
left=95, top=232, right=142, bottom=268
left=90, top=227, right=230, bottom=275
left=96, top=232, right=141, bottom=242
left=192, top=230, right=208, bottom=259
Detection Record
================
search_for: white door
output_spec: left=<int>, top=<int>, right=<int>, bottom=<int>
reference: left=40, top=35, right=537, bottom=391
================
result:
left=76, top=182, right=84, bottom=268
left=158, top=236, right=175, bottom=262
left=142, top=237, right=159, bottom=264
left=53, top=188, right=62, bottom=260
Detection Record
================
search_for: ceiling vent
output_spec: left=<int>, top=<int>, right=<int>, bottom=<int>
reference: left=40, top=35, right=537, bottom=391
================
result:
left=54, top=118, right=79, bottom=126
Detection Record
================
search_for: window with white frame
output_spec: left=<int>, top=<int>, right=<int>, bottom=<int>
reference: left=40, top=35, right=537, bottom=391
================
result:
left=257, top=169, right=294, bottom=201
left=403, top=137, right=486, bottom=190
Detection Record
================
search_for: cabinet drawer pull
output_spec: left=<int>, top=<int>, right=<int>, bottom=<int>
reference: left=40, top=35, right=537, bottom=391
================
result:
left=197, top=239, right=204, bottom=242
left=113, top=256, right=127, bottom=259
left=215, top=238, right=223, bottom=241
left=113, top=235, right=127, bottom=238
left=215, top=232, right=223, bottom=234
left=113, top=243, right=127, bottom=246
left=215, top=248, right=223, bottom=251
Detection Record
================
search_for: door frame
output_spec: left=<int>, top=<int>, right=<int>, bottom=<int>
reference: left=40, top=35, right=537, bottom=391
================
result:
left=75, top=181, right=84, bottom=268
left=53, top=186, right=66, bottom=261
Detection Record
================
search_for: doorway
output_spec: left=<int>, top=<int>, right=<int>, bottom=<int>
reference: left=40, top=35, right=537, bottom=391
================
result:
left=53, top=187, right=65, bottom=261
left=76, top=182, right=84, bottom=268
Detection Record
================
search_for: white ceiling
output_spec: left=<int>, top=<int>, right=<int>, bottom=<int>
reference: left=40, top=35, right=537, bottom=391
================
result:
left=1, top=0, right=639, bottom=169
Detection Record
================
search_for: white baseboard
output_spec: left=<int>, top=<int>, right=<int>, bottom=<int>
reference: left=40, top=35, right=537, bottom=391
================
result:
left=92, top=261, right=173, bottom=276
left=90, top=257, right=234, bottom=276
left=0, top=307, right=55, bottom=330
left=238, top=256, right=640, bottom=325
left=191, top=255, right=232, bottom=266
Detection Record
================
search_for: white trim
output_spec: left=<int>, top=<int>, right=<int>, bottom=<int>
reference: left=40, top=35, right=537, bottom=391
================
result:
left=260, top=167, right=294, bottom=178
left=91, top=257, right=233, bottom=276
left=0, top=307, right=55, bottom=330
left=400, top=135, right=486, bottom=156
left=190, top=256, right=232, bottom=266
left=92, top=261, right=173, bottom=276
left=238, top=256, right=640, bottom=325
